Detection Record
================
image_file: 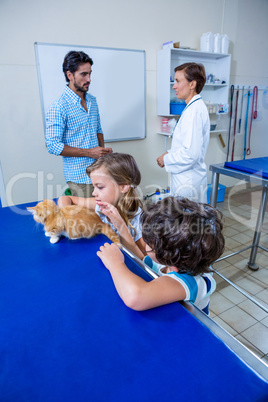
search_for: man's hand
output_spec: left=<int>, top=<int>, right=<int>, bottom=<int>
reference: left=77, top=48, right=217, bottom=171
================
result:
left=89, top=146, right=113, bottom=159
left=60, top=145, right=113, bottom=158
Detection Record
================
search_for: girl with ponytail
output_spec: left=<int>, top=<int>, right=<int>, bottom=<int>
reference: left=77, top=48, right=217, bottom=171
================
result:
left=58, top=153, right=146, bottom=258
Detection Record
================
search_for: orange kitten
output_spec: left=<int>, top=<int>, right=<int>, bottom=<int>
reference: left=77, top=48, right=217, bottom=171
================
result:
left=27, top=199, right=120, bottom=245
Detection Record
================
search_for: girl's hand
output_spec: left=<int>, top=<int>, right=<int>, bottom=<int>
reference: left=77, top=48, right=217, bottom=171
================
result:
left=97, top=242, right=125, bottom=270
left=96, top=201, right=126, bottom=232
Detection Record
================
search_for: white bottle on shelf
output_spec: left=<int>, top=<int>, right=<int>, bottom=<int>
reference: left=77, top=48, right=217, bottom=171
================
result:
left=214, top=33, right=222, bottom=53
left=221, top=34, right=229, bottom=54
left=200, top=32, right=214, bottom=52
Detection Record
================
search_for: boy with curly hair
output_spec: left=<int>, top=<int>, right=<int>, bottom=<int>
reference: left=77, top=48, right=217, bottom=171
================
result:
left=97, top=197, right=225, bottom=314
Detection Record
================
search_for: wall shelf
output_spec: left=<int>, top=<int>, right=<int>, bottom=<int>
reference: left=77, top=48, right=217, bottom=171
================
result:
left=157, top=132, right=173, bottom=136
left=168, top=48, right=230, bottom=60
left=157, top=48, right=231, bottom=116
left=158, top=114, right=181, bottom=118
left=157, top=129, right=227, bottom=151
left=157, top=130, right=227, bottom=136
left=205, top=83, right=228, bottom=87
left=210, top=129, right=227, bottom=134
left=170, top=82, right=228, bottom=87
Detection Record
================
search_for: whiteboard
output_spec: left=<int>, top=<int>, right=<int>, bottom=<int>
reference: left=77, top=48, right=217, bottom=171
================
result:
left=35, top=42, right=146, bottom=142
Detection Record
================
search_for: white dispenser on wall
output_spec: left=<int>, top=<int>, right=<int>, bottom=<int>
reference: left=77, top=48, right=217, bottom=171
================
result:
left=221, top=34, right=229, bottom=54
left=200, top=32, right=229, bottom=54
left=214, top=33, right=222, bottom=53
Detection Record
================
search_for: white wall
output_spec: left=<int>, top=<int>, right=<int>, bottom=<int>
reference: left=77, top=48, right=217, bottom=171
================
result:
left=0, top=0, right=267, bottom=205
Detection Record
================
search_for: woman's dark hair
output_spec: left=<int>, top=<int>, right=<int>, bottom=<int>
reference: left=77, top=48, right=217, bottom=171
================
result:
left=62, top=51, right=93, bottom=82
left=175, top=62, right=206, bottom=94
left=141, top=196, right=224, bottom=275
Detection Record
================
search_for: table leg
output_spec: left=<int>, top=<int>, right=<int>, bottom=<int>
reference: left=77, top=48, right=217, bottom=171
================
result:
left=210, top=172, right=220, bottom=208
left=248, top=186, right=268, bottom=270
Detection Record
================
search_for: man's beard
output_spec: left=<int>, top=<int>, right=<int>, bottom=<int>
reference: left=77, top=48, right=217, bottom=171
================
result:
left=74, top=80, right=89, bottom=93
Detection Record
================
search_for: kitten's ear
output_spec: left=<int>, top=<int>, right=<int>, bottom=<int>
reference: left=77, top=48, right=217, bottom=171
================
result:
left=27, top=206, right=36, bottom=214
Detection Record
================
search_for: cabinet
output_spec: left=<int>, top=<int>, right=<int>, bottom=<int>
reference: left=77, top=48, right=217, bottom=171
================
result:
left=157, top=48, right=231, bottom=116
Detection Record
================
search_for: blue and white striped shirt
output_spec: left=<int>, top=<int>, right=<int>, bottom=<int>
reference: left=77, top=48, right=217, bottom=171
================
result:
left=164, top=271, right=216, bottom=314
left=143, top=256, right=216, bottom=314
left=45, top=85, right=103, bottom=184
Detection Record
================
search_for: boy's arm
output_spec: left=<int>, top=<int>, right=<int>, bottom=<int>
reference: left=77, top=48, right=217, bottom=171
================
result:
left=116, top=224, right=145, bottom=260
left=97, top=243, right=186, bottom=311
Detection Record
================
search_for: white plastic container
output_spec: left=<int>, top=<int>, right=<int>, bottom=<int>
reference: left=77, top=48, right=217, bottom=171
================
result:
left=200, top=32, right=214, bottom=52
left=221, top=34, right=229, bottom=54
left=161, top=118, right=170, bottom=133
left=213, top=33, right=222, bottom=53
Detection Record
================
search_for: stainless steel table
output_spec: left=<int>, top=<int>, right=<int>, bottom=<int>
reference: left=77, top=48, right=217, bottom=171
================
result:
left=209, top=162, right=268, bottom=270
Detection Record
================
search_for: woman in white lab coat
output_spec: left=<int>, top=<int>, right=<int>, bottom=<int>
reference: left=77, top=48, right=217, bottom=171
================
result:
left=157, top=63, right=210, bottom=203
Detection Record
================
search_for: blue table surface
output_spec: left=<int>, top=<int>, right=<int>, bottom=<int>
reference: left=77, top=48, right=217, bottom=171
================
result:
left=224, top=157, right=268, bottom=179
left=0, top=202, right=268, bottom=402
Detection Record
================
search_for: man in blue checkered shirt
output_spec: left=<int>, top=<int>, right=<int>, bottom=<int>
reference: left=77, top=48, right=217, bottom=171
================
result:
left=45, top=51, right=113, bottom=197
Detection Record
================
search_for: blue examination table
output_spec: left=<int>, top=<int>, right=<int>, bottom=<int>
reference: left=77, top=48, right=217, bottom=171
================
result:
left=0, top=202, right=267, bottom=401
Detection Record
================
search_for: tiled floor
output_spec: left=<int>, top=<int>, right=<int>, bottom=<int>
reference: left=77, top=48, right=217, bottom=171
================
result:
left=210, top=184, right=268, bottom=366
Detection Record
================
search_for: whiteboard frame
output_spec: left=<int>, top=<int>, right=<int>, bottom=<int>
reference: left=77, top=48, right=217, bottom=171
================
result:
left=0, top=161, right=7, bottom=208
left=35, top=42, right=146, bottom=142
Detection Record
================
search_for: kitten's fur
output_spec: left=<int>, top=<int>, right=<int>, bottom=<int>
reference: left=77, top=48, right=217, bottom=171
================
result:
left=27, top=199, right=120, bottom=245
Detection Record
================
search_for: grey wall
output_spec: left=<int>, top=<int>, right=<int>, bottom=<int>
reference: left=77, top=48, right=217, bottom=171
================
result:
left=1, top=0, right=268, bottom=206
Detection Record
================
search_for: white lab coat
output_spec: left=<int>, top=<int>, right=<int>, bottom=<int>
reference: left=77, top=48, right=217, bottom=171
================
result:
left=163, top=95, right=210, bottom=203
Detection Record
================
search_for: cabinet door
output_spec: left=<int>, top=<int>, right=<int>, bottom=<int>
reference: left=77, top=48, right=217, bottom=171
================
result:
left=157, top=48, right=172, bottom=115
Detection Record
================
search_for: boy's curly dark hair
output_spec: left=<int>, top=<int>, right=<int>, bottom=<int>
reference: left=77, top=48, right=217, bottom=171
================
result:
left=141, top=197, right=225, bottom=275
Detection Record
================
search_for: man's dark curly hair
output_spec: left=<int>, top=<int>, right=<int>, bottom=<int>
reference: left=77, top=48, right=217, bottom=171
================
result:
left=141, top=197, right=225, bottom=275
left=62, top=51, right=93, bottom=82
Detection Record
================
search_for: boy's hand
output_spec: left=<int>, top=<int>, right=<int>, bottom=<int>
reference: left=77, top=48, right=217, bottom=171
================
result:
left=97, top=242, right=125, bottom=270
